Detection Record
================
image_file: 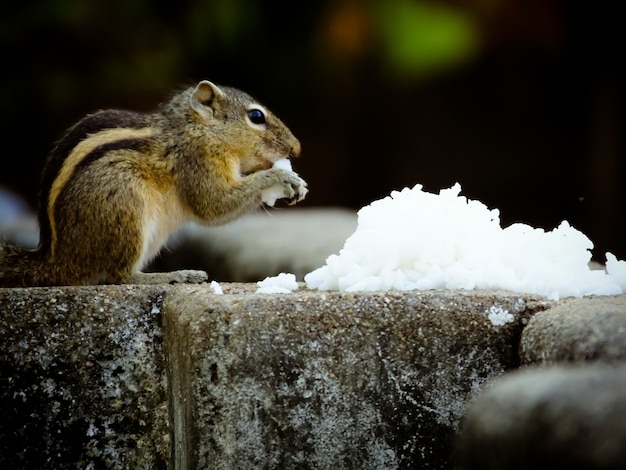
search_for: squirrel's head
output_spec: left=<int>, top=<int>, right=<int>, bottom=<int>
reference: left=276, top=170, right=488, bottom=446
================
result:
left=188, top=80, right=301, bottom=175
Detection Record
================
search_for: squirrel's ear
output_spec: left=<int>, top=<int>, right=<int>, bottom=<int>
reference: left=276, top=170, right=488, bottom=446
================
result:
left=190, top=80, right=224, bottom=115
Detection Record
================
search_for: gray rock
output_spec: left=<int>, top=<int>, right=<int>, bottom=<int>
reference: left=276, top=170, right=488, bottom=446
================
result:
left=521, top=295, right=626, bottom=364
left=456, top=364, right=626, bottom=470
left=152, top=208, right=357, bottom=282
left=0, top=186, right=38, bottom=249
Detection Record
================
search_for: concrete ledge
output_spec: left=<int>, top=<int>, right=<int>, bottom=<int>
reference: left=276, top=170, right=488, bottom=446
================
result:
left=0, top=285, right=171, bottom=469
left=1, top=285, right=556, bottom=469
left=164, top=286, right=553, bottom=469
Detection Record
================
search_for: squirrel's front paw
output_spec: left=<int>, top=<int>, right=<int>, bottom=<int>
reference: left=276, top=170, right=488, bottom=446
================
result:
left=262, top=168, right=308, bottom=207
left=283, top=172, right=308, bottom=205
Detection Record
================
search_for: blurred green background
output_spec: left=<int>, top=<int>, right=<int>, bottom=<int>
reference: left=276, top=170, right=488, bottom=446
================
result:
left=1, top=0, right=623, bottom=259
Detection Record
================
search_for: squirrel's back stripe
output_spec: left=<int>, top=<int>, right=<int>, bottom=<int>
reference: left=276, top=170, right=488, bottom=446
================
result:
left=38, top=110, right=152, bottom=252
left=41, top=111, right=150, bottom=200
left=72, top=136, right=152, bottom=175
left=43, top=117, right=154, bottom=255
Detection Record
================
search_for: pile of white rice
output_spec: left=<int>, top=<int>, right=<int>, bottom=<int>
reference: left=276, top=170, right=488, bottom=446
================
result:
left=304, top=183, right=626, bottom=300
left=256, top=272, right=299, bottom=294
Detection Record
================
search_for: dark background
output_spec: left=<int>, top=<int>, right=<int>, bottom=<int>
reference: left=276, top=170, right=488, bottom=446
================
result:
left=1, top=0, right=623, bottom=260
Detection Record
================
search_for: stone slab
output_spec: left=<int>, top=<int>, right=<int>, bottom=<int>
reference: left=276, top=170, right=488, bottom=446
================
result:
left=0, top=285, right=171, bottom=470
left=521, top=295, right=626, bottom=364
left=164, top=285, right=553, bottom=469
left=456, top=364, right=626, bottom=469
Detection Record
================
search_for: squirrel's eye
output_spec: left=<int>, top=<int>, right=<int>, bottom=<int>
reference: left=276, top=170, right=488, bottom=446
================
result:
left=247, top=108, right=266, bottom=125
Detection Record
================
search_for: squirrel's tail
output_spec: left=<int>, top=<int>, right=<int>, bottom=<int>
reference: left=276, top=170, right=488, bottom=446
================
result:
left=0, top=245, right=47, bottom=287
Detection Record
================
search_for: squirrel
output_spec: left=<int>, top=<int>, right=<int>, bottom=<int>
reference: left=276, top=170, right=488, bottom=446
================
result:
left=0, top=80, right=307, bottom=287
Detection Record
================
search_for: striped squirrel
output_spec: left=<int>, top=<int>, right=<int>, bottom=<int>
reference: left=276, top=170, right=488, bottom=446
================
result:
left=0, top=80, right=307, bottom=287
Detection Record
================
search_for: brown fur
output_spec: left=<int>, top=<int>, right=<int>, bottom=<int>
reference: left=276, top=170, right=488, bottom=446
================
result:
left=0, top=80, right=306, bottom=287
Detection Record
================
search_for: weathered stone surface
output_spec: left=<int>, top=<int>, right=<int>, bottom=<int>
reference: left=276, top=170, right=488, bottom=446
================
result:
left=456, top=364, right=626, bottom=470
left=521, top=295, right=626, bottom=364
left=0, top=285, right=171, bottom=469
left=1, top=284, right=558, bottom=469
left=151, top=209, right=357, bottom=282
left=163, top=286, right=553, bottom=469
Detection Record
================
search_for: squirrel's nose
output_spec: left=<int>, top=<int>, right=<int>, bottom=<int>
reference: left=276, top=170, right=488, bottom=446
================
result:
left=289, top=139, right=301, bottom=158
